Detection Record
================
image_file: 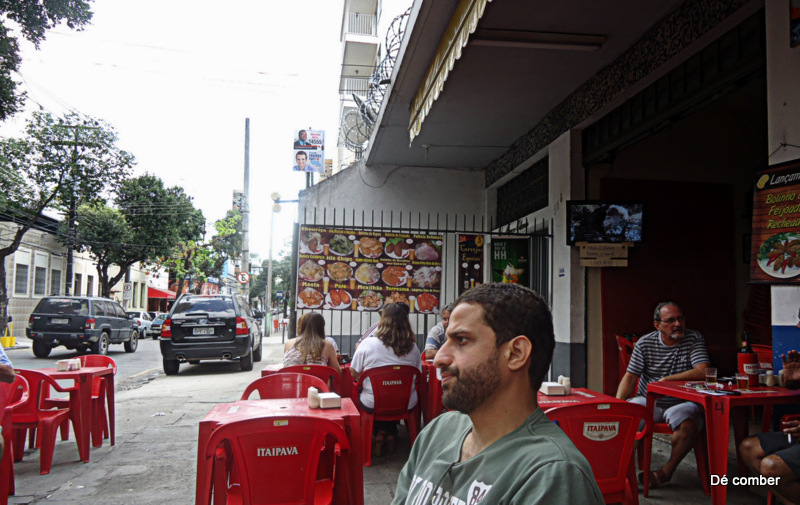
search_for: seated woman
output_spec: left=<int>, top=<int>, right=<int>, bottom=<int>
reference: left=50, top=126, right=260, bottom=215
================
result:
left=283, top=312, right=342, bottom=377
left=350, top=302, right=421, bottom=456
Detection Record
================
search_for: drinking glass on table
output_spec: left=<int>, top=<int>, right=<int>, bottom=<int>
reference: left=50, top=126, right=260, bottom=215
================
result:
left=736, top=374, right=749, bottom=390
left=705, top=367, right=718, bottom=387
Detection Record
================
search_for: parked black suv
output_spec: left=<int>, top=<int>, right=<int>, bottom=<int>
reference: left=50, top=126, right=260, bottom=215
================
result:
left=159, top=293, right=263, bottom=375
left=26, top=296, right=139, bottom=357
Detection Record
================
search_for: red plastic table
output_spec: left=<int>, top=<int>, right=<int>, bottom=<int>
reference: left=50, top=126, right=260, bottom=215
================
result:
left=538, top=387, right=626, bottom=411
left=420, top=359, right=443, bottom=424
left=646, top=381, right=800, bottom=505
left=37, top=366, right=115, bottom=463
left=196, top=397, right=364, bottom=505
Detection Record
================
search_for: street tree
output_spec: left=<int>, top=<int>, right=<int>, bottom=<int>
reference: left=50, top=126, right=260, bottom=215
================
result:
left=0, top=0, right=93, bottom=120
left=160, top=209, right=241, bottom=298
left=70, top=174, right=205, bottom=297
left=0, top=110, right=133, bottom=334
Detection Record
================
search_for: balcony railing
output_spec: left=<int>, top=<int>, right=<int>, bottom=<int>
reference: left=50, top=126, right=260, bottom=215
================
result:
left=346, top=12, right=376, bottom=36
left=340, top=77, right=370, bottom=98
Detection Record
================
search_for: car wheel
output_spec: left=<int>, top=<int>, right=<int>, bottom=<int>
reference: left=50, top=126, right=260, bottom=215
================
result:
left=124, top=330, right=138, bottom=353
left=152, top=331, right=159, bottom=340
left=91, top=332, right=110, bottom=355
left=253, top=339, right=263, bottom=362
left=32, top=340, right=52, bottom=358
left=240, top=346, right=254, bottom=372
left=163, top=357, right=180, bottom=375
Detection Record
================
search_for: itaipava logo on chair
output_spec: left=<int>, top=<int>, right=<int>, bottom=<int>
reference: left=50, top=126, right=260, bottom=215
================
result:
left=582, top=421, right=619, bottom=441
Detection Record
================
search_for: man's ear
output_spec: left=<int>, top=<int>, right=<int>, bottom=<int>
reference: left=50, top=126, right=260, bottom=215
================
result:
left=506, top=335, right=532, bottom=372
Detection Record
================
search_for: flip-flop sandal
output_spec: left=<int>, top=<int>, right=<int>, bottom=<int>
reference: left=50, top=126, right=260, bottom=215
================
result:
left=638, top=469, right=670, bottom=489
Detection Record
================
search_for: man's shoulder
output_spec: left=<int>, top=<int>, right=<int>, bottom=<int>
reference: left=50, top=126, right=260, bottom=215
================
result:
left=634, top=331, right=660, bottom=347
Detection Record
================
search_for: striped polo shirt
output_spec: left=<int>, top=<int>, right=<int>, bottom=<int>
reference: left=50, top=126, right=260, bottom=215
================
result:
left=627, top=329, right=710, bottom=404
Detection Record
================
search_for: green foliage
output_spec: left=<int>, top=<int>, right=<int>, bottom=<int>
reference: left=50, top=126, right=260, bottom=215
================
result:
left=0, top=0, right=94, bottom=120
left=69, top=174, right=205, bottom=297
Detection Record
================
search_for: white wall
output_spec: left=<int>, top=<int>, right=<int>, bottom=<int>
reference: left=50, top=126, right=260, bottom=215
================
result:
left=766, top=0, right=800, bottom=167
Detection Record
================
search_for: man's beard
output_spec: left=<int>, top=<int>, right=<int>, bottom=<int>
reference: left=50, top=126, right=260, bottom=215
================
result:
left=441, top=349, right=502, bottom=414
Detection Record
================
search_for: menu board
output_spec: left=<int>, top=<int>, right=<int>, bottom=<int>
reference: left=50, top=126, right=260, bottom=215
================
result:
left=296, top=226, right=443, bottom=313
left=750, top=161, right=800, bottom=283
left=458, top=234, right=485, bottom=295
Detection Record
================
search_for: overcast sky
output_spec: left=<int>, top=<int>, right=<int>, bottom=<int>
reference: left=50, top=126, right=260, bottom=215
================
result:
left=0, top=0, right=344, bottom=264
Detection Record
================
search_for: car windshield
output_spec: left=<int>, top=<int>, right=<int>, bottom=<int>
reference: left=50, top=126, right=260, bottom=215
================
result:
left=153, top=314, right=167, bottom=323
left=173, top=298, right=235, bottom=317
left=37, top=298, right=89, bottom=315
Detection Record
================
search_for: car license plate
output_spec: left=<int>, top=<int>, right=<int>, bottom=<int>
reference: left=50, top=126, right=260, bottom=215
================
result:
left=51, top=318, right=69, bottom=324
left=193, top=328, right=214, bottom=335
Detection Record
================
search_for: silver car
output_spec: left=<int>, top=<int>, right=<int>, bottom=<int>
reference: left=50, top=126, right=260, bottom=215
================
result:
left=150, top=313, right=168, bottom=340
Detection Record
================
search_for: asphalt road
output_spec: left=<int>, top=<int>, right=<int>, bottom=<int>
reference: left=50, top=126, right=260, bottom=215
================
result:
left=6, top=333, right=164, bottom=391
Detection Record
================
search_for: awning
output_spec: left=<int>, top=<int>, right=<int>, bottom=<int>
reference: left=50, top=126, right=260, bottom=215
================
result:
left=409, top=0, right=492, bottom=145
left=148, top=287, right=176, bottom=300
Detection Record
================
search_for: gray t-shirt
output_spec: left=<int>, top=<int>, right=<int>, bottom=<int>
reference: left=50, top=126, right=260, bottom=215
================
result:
left=392, top=409, right=604, bottom=505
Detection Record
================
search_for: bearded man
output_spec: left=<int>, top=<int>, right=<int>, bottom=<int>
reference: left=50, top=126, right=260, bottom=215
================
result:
left=616, top=302, right=710, bottom=488
left=392, top=283, right=603, bottom=505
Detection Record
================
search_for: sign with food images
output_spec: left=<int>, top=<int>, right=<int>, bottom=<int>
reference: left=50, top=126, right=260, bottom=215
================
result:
left=458, top=234, right=484, bottom=295
left=297, top=226, right=443, bottom=313
left=750, top=161, right=800, bottom=283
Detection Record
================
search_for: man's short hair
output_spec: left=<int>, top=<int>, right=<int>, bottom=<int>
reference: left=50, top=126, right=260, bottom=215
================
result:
left=441, top=303, right=453, bottom=313
left=296, top=151, right=307, bottom=159
left=653, top=301, right=683, bottom=321
left=453, top=283, right=554, bottom=392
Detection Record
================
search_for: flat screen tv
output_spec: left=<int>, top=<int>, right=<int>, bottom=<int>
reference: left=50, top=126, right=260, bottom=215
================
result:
left=566, top=200, right=644, bottom=245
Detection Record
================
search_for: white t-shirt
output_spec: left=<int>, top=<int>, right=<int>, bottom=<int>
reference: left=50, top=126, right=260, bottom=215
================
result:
left=325, top=336, right=339, bottom=354
left=351, top=336, right=422, bottom=410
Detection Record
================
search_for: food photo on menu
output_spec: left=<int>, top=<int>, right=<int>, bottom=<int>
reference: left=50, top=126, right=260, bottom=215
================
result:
left=296, top=226, right=444, bottom=313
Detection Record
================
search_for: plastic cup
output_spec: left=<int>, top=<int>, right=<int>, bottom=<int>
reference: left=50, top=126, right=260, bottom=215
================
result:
left=736, top=374, right=749, bottom=390
left=705, top=368, right=718, bottom=387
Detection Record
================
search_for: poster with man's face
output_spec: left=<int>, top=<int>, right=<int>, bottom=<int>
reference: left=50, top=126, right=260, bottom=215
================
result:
left=292, top=129, right=325, bottom=173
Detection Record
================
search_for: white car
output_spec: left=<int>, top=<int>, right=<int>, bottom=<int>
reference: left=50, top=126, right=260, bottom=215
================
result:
left=126, top=311, right=153, bottom=337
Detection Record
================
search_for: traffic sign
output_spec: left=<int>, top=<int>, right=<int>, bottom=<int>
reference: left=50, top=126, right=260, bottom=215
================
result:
left=237, top=272, right=251, bottom=284
left=122, top=282, right=132, bottom=300
left=276, top=291, right=284, bottom=298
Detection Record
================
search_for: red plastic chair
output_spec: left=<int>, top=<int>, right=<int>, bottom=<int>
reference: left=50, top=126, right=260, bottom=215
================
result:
left=241, top=373, right=329, bottom=400
left=79, top=355, right=117, bottom=447
left=200, top=416, right=351, bottom=505
left=616, top=335, right=635, bottom=382
left=546, top=402, right=651, bottom=505
left=12, top=369, right=78, bottom=474
left=281, top=365, right=341, bottom=395
left=638, top=417, right=710, bottom=497
left=0, top=375, right=29, bottom=504
left=357, top=365, right=422, bottom=467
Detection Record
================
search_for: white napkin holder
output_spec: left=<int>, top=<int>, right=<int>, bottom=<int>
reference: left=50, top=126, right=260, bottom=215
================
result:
left=56, top=358, right=81, bottom=371
left=539, top=382, right=566, bottom=396
left=318, top=392, right=341, bottom=409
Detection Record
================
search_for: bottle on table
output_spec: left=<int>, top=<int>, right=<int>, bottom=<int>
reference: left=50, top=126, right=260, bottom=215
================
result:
left=738, top=336, right=759, bottom=388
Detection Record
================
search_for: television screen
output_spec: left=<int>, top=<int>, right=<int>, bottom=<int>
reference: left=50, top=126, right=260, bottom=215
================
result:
left=567, top=201, right=644, bottom=245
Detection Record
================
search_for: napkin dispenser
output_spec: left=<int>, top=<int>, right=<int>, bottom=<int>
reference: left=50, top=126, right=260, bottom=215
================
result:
left=56, top=358, right=82, bottom=371
left=539, top=382, right=566, bottom=396
left=318, top=392, right=342, bottom=409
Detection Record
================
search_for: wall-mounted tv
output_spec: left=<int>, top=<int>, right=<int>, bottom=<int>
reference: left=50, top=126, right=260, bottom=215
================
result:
left=567, top=200, right=644, bottom=245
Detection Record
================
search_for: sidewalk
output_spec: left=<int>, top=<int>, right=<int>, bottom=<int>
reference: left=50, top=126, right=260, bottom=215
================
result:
left=6, top=335, right=773, bottom=504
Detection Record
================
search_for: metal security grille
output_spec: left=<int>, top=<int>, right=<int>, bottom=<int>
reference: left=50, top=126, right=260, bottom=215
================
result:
left=292, top=209, right=552, bottom=356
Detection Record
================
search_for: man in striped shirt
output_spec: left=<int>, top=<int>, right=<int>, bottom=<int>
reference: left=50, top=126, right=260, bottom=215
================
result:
left=616, top=302, right=711, bottom=488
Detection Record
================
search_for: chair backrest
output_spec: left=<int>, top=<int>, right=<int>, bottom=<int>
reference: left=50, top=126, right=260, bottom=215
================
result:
left=360, top=365, right=422, bottom=417
left=205, top=416, right=351, bottom=505
left=15, top=369, right=73, bottom=413
left=281, top=364, right=340, bottom=392
left=545, top=402, right=650, bottom=497
left=78, top=355, right=118, bottom=375
left=616, top=335, right=634, bottom=377
left=751, top=344, right=773, bottom=370
left=0, top=374, right=28, bottom=425
left=241, top=373, right=329, bottom=400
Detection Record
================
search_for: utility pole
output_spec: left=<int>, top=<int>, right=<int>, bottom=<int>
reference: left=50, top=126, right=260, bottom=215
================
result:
left=241, top=118, right=251, bottom=298
left=52, top=123, right=100, bottom=296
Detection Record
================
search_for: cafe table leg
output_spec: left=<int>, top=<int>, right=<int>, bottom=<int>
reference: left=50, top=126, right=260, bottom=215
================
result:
left=706, top=396, right=730, bottom=505
left=343, top=414, right=364, bottom=505
left=105, top=372, right=116, bottom=446
left=74, top=375, right=92, bottom=462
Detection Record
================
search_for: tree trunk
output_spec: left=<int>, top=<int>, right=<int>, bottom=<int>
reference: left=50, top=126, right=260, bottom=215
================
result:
left=0, top=259, right=9, bottom=338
